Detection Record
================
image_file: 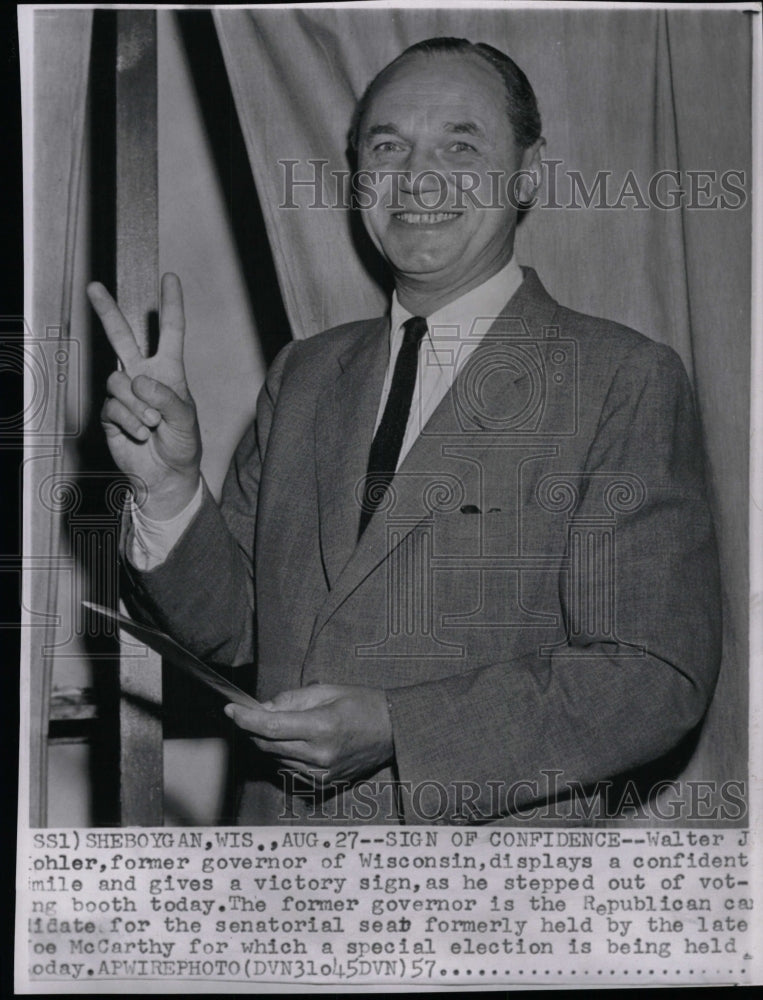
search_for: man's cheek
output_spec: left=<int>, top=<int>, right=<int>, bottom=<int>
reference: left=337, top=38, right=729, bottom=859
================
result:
left=352, top=168, right=379, bottom=210
left=450, top=170, right=487, bottom=210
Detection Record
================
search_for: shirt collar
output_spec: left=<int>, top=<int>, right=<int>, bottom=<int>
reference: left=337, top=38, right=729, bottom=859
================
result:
left=389, top=257, right=524, bottom=354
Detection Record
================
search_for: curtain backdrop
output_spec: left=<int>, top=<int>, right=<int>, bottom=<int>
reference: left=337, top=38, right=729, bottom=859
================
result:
left=213, top=7, right=751, bottom=818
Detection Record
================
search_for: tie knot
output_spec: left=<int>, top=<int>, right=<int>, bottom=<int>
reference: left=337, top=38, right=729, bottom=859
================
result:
left=402, top=315, right=428, bottom=346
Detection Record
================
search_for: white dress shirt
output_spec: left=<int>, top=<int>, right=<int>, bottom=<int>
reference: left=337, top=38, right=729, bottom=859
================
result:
left=378, top=256, right=523, bottom=466
left=130, top=257, right=524, bottom=569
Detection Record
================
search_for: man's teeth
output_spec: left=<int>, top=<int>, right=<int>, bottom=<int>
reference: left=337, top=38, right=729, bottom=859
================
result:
left=394, top=212, right=459, bottom=224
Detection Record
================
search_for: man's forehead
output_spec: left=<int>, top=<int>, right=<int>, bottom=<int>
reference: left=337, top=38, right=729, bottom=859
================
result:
left=361, top=53, right=507, bottom=131
left=368, top=51, right=504, bottom=104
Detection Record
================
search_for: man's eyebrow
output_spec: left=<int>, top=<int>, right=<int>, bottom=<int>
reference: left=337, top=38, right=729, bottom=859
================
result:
left=443, top=121, right=485, bottom=137
left=364, top=123, right=402, bottom=138
left=363, top=121, right=486, bottom=140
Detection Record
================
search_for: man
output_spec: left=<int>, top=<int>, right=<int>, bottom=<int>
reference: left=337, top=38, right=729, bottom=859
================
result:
left=88, top=38, right=721, bottom=825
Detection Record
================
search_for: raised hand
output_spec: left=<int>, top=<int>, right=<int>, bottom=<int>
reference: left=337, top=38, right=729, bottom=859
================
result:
left=88, top=272, right=202, bottom=519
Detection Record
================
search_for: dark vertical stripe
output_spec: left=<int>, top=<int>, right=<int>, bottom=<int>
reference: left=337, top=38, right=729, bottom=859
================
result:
left=115, top=10, right=163, bottom=826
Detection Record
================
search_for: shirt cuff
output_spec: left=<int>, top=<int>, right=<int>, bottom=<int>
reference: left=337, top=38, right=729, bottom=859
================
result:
left=128, top=479, right=204, bottom=571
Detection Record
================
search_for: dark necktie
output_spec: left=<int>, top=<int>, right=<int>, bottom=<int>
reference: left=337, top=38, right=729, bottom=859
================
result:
left=358, top=315, right=428, bottom=538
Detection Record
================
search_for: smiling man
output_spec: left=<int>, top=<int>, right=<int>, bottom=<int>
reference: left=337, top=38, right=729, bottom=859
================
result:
left=353, top=40, right=542, bottom=314
left=89, top=38, right=721, bottom=825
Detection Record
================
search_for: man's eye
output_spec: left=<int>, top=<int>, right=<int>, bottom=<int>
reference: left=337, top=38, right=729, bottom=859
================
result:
left=373, top=141, right=403, bottom=152
left=450, top=141, right=478, bottom=153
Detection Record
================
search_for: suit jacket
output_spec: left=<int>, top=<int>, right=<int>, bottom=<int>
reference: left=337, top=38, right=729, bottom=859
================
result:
left=124, top=268, right=722, bottom=825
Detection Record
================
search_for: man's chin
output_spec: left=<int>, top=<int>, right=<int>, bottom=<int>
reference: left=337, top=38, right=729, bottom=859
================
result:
left=385, top=247, right=464, bottom=279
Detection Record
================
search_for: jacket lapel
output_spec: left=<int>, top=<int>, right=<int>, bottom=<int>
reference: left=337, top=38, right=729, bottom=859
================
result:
left=314, top=317, right=389, bottom=586
left=309, top=268, right=559, bottom=641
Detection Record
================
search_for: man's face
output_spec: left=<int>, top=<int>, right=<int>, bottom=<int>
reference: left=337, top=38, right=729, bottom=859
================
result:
left=356, top=52, right=539, bottom=299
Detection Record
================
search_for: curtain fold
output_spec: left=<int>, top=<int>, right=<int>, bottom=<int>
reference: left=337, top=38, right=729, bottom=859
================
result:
left=663, top=9, right=751, bottom=792
left=213, top=9, right=389, bottom=338
left=23, top=8, right=93, bottom=824
left=212, top=7, right=750, bottom=816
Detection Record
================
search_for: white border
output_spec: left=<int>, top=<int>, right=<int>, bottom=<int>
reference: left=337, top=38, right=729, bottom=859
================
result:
left=15, top=0, right=763, bottom=991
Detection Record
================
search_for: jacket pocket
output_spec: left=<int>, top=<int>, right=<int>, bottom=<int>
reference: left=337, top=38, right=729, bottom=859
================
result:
left=429, top=509, right=517, bottom=558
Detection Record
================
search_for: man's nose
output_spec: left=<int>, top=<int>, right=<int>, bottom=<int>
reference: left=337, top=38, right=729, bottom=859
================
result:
left=403, top=142, right=434, bottom=174
left=400, top=146, right=450, bottom=205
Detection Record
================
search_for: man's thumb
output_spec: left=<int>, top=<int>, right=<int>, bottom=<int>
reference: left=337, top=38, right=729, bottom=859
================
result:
left=131, top=375, right=195, bottom=428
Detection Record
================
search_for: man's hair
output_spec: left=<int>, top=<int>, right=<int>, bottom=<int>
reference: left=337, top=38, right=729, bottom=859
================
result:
left=348, top=37, right=542, bottom=151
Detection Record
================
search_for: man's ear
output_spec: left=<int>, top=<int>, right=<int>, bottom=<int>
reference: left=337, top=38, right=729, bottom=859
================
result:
left=516, top=137, right=546, bottom=205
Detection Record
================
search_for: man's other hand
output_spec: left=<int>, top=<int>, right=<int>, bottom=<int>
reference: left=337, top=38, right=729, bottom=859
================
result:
left=88, top=272, right=202, bottom=520
left=224, top=684, right=395, bottom=786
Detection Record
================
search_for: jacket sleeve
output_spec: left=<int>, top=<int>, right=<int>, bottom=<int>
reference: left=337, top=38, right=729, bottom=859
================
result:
left=384, top=342, right=722, bottom=822
left=119, top=342, right=294, bottom=667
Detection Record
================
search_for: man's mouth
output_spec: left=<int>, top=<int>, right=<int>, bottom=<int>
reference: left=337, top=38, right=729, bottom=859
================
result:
left=392, top=211, right=461, bottom=225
